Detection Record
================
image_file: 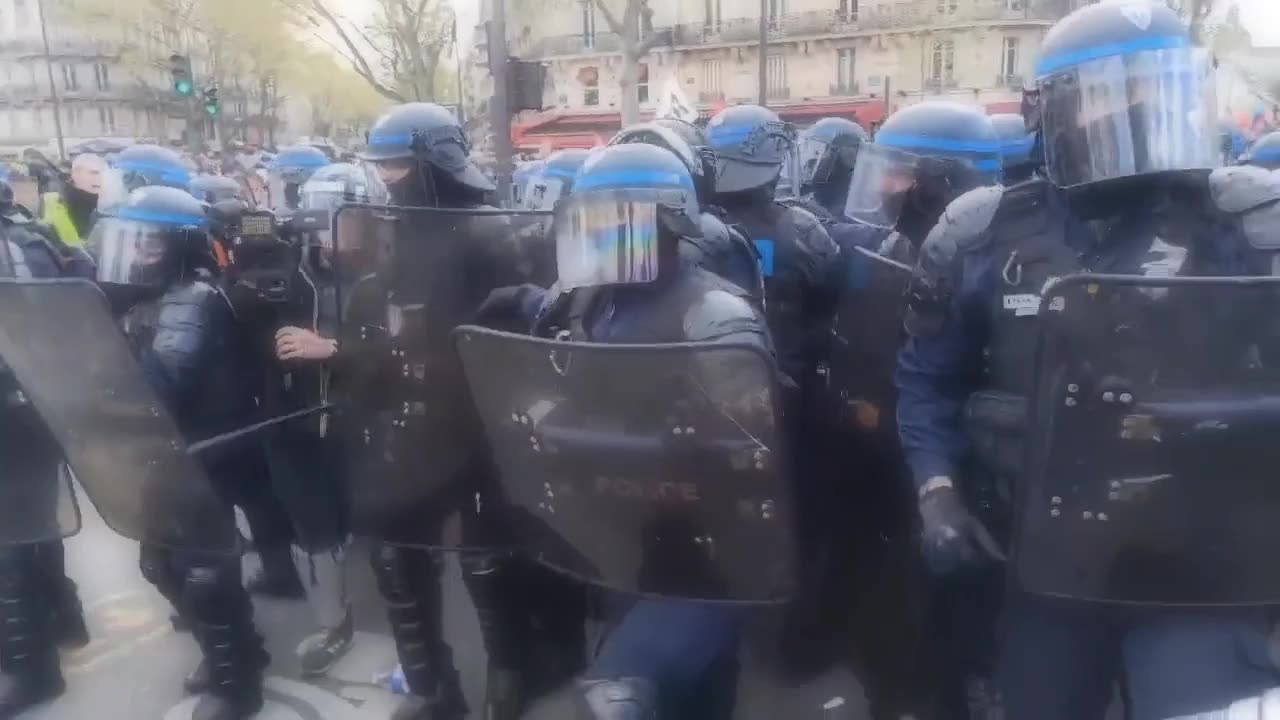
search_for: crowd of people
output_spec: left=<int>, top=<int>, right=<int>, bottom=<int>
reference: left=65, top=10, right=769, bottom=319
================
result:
left=0, top=2, right=1278, bottom=720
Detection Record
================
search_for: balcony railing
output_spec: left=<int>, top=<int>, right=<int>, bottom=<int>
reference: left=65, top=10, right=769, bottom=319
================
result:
left=829, top=82, right=860, bottom=96
left=522, top=1, right=1063, bottom=59
left=924, top=77, right=961, bottom=92
left=698, top=90, right=725, bottom=103
left=996, top=73, right=1025, bottom=88
left=767, top=86, right=791, bottom=100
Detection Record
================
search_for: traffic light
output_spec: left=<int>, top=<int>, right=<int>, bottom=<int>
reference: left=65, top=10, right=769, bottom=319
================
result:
left=169, top=54, right=193, bottom=96
left=507, top=58, right=547, bottom=112
left=203, top=86, right=219, bottom=116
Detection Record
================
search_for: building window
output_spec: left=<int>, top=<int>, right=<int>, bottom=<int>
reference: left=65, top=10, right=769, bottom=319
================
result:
left=61, top=64, right=79, bottom=91
left=580, top=66, right=599, bottom=106
left=930, top=40, right=955, bottom=84
left=94, top=63, right=110, bottom=90
left=64, top=106, right=82, bottom=131
left=1006, top=0, right=1024, bottom=9
left=1001, top=37, right=1019, bottom=80
left=580, top=0, right=597, bottom=50
left=637, top=63, right=649, bottom=104
left=704, top=0, right=721, bottom=30
left=935, top=0, right=958, bottom=14
left=838, top=0, right=858, bottom=22
left=767, top=53, right=786, bottom=98
left=98, top=105, right=116, bottom=133
left=702, top=59, right=722, bottom=94
left=837, top=48, right=856, bottom=91
left=235, top=100, right=246, bottom=116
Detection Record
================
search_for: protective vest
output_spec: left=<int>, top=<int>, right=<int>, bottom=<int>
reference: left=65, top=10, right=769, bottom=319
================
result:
left=40, top=193, right=81, bottom=248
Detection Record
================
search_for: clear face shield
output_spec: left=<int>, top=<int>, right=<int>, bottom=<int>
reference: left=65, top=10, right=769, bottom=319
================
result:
left=554, top=189, right=666, bottom=291
left=842, top=145, right=923, bottom=229
left=1039, top=44, right=1219, bottom=188
left=799, top=136, right=831, bottom=187
left=87, top=217, right=183, bottom=288
left=522, top=177, right=566, bottom=211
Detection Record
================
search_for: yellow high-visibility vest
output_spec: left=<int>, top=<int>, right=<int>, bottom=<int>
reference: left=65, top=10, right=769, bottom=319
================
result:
left=40, top=192, right=81, bottom=248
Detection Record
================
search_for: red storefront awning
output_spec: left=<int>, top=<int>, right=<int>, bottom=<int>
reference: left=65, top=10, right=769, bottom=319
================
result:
left=775, top=101, right=886, bottom=129
left=985, top=101, right=1022, bottom=115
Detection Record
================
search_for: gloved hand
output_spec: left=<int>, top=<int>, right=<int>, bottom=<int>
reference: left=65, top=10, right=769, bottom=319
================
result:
left=276, top=326, right=337, bottom=361
left=918, top=482, right=1005, bottom=576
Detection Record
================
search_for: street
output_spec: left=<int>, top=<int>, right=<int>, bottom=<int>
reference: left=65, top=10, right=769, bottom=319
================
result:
left=22, top=495, right=870, bottom=720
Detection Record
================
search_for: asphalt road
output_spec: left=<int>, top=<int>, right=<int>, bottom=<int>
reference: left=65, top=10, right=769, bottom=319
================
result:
left=19, top=500, right=871, bottom=720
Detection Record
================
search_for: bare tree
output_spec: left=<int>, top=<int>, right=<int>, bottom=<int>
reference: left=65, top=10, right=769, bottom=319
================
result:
left=590, top=0, right=660, bottom=125
left=283, top=0, right=454, bottom=104
left=1165, top=0, right=1217, bottom=44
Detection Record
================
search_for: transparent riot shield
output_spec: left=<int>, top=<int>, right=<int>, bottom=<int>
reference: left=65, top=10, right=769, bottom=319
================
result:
left=0, top=279, right=239, bottom=554
left=453, top=326, right=795, bottom=603
left=333, top=204, right=554, bottom=548
left=1016, top=274, right=1280, bottom=605
left=828, top=246, right=911, bottom=445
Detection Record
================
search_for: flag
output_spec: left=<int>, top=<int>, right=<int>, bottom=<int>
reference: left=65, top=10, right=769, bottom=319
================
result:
left=656, top=78, right=699, bottom=124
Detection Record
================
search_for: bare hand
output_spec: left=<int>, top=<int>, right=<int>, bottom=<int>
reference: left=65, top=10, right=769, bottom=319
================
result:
left=275, top=326, right=336, bottom=361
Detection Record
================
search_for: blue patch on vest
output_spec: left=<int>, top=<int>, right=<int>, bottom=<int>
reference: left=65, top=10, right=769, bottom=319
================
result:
left=754, top=239, right=775, bottom=277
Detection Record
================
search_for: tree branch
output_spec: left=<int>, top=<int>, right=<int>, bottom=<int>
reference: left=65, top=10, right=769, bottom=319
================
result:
left=302, top=0, right=404, bottom=102
left=590, top=0, right=624, bottom=35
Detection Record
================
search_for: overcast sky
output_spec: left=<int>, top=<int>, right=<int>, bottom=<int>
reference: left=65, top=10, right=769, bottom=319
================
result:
left=1232, top=0, right=1280, bottom=47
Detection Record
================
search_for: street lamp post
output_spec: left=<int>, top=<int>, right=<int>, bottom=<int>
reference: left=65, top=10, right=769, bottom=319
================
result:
left=35, top=0, right=66, bottom=160
left=758, top=0, right=768, bottom=106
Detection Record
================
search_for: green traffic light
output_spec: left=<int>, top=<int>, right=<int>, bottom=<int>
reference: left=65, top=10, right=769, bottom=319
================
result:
left=175, top=79, right=193, bottom=95
left=204, top=104, right=218, bottom=116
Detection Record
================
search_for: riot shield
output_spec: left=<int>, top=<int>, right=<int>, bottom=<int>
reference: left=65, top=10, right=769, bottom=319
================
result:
left=333, top=205, right=555, bottom=548
left=453, top=325, right=795, bottom=603
left=828, top=246, right=912, bottom=447
left=1015, top=273, right=1280, bottom=605
left=0, top=279, right=239, bottom=554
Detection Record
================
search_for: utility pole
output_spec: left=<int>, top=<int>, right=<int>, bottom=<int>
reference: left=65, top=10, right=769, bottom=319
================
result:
left=758, top=0, right=769, bottom=106
left=452, top=12, right=466, bottom=125
left=488, top=0, right=514, bottom=206
left=35, top=0, right=66, bottom=160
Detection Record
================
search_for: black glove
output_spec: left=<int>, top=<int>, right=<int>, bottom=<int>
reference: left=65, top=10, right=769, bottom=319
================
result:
left=918, top=484, right=1005, bottom=576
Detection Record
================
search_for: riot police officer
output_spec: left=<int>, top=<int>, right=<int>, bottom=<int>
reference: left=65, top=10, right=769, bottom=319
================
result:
left=87, top=186, right=269, bottom=720
left=608, top=122, right=765, bottom=306
left=990, top=112, right=1038, bottom=184
left=519, top=148, right=589, bottom=210
left=898, top=4, right=1280, bottom=718
left=0, top=179, right=91, bottom=717
left=706, top=104, right=842, bottom=389
left=796, top=116, right=868, bottom=221
left=1244, top=130, right=1280, bottom=170
left=101, top=144, right=193, bottom=202
left=268, top=146, right=330, bottom=212
left=353, top=101, right=554, bottom=720
left=481, top=141, right=774, bottom=720
left=189, top=173, right=245, bottom=204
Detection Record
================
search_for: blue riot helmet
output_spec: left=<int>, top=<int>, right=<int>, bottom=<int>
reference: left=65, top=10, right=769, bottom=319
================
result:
left=362, top=102, right=494, bottom=206
left=990, top=113, right=1038, bottom=183
left=845, top=101, right=1001, bottom=243
left=188, top=173, right=244, bottom=204
left=268, top=145, right=330, bottom=210
left=522, top=149, right=590, bottom=210
left=1036, top=1, right=1218, bottom=190
left=88, top=185, right=209, bottom=292
left=1244, top=131, right=1280, bottom=171
left=554, top=143, right=700, bottom=290
left=110, top=144, right=191, bottom=190
left=798, top=117, right=868, bottom=194
left=614, top=122, right=718, bottom=206
left=706, top=104, right=799, bottom=196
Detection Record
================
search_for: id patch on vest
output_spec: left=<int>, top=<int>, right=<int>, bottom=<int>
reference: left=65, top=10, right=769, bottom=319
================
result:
left=1003, top=293, right=1040, bottom=316
left=754, top=239, right=776, bottom=277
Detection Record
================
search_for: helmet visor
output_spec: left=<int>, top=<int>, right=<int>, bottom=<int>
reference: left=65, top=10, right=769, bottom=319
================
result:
left=1039, top=46, right=1219, bottom=188
left=555, top=189, right=662, bottom=290
left=843, top=144, right=921, bottom=229
left=799, top=136, right=831, bottom=186
left=88, top=217, right=183, bottom=287
left=522, top=177, right=566, bottom=210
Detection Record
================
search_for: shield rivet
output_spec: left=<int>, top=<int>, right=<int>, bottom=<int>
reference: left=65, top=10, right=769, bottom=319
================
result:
left=1119, top=393, right=1133, bottom=404
left=1097, top=513, right=1109, bottom=522
left=1065, top=397, right=1078, bottom=407
left=1050, top=508, right=1061, bottom=518
left=1102, top=391, right=1115, bottom=403
left=685, top=426, right=696, bottom=435
left=1067, top=384, right=1079, bottom=393
left=672, top=427, right=683, bottom=435
left=1082, top=511, right=1094, bottom=520
left=761, top=500, right=775, bottom=519
left=1051, top=496, right=1062, bottom=505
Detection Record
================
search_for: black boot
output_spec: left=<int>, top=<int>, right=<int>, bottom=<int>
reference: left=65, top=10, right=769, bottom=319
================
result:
left=0, top=663, right=65, bottom=719
left=185, top=561, right=269, bottom=720
left=246, top=546, right=304, bottom=600
left=372, top=544, right=467, bottom=720
left=35, top=542, right=88, bottom=651
left=0, top=547, right=64, bottom=718
left=579, top=678, right=657, bottom=720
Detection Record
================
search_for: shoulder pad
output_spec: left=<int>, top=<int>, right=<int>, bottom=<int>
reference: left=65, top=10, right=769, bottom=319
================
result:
left=780, top=203, right=822, bottom=232
left=918, top=185, right=1004, bottom=277
left=698, top=212, right=731, bottom=242
left=683, top=284, right=764, bottom=343
left=1209, top=166, right=1280, bottom=214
